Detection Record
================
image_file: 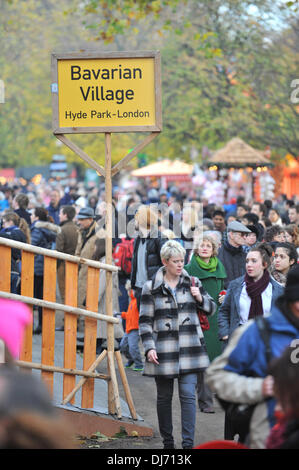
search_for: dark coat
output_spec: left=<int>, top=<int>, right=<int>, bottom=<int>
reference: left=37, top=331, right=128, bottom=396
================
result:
left=46, top=203, right=61, bottom=225
left=14, top=208, right=31, bottom=226
left=139, top=267, right=217, bottom=378
left=31, top=221, right=61, bottom=276
left=0, top=226, right=26, bottom=272
left=218, top=274, right=284, bottom=339
left=131, top=231, right=167, bottom=290
left=218, top=241, right=247, bottom=289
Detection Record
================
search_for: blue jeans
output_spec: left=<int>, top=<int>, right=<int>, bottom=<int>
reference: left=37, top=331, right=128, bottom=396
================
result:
left=197, top=371, right=214, bottom=409
left=120, top=329, right=143, bottom=368
left=155, top=373, right=197, bottom=448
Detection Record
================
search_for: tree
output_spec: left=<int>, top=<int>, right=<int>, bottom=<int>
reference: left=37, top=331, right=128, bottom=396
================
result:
left=0, top=0, right=298, bottom=171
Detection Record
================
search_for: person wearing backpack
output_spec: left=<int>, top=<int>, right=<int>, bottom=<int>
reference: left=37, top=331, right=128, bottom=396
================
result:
left=205, top=265, right=299, bottom=448
left=131, top=205, right=167, bottom=311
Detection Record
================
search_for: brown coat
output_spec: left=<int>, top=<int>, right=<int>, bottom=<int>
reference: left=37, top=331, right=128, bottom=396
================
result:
left=75, top=221, right=98, bottom=309
left=56, top=220, right=79, bottom=304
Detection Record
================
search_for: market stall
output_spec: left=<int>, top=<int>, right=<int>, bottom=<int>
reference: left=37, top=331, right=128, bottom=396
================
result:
left=205, top=137, right=274, bottom=201
left=131, top=158, right=194, bottom=190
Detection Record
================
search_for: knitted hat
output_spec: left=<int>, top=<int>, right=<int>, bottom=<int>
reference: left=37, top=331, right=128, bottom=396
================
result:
left=284, top=265, right=299, bottom=302
left=0, top=299, right=32, bottom=359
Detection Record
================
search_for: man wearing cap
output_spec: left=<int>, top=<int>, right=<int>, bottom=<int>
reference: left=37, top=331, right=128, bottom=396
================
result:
left=218, top=220, right=252, bottom=289
left=206, top=265, right=299, bottom=449
left=75, top=207, right=97, bottom=330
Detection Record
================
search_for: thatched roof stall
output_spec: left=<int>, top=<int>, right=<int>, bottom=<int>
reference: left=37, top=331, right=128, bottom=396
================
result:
left=207, top=137, right=273, bottom=168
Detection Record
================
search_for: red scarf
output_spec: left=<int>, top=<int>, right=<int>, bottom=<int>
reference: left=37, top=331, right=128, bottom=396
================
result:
left=245, top=270, right=270, bottom=319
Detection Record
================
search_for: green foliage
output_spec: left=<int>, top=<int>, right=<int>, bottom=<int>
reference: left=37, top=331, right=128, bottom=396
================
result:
left=0, top=0, right=298, bottom=171
left=76, top=0, right=186, bottom=43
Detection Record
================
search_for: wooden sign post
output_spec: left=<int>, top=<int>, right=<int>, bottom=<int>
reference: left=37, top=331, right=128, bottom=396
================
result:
left=51, top=51, right=162, bottom=416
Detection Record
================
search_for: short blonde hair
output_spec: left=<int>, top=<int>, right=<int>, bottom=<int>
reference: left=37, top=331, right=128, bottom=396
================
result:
left=160, top=240, right=186, bottom=261
left=193, top=235, right=219, bottom=257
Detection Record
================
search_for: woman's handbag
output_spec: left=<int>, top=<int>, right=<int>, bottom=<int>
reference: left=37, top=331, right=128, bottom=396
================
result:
left=191, top=277, right=210, bottom=331
left=198, top=310, right=210, bottom=331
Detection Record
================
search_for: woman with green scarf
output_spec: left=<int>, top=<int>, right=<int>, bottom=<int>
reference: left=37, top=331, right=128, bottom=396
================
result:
left=185, top=234, right=227, bottom=413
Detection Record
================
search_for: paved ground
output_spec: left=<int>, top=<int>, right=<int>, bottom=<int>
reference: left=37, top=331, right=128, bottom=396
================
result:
left=32, top=309, right=225, bottom=450
left=82, top=362, right=226, bottom=450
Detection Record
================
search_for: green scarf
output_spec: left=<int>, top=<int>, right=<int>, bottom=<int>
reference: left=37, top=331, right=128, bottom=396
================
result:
left=195, top=255, right=218, bottom=273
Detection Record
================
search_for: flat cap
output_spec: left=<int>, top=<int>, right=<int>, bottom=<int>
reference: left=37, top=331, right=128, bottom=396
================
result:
left=227, top=220, right=251, bottom=233
left=77, top=207, right=95, bottom=219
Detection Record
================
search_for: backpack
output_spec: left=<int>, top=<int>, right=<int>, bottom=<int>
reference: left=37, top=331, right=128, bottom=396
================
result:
left=112, top=238, right=134, bottom=275
left=217, top=316, right=272, bottom=442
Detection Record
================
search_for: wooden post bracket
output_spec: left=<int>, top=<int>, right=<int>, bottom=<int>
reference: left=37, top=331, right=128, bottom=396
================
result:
left=54, top=132, right=160, bottom=179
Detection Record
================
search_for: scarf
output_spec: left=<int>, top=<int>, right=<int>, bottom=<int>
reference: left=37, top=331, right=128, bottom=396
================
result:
left=245, top=269, right=270, bottom=319
left=195, top=255, right=218, bottom=273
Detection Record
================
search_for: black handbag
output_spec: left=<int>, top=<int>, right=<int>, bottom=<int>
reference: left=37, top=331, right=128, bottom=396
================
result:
left=216, top=316, right=272, bottom=440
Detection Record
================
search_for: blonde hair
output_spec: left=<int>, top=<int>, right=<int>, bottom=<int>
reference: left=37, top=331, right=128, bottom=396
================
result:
left=3, top=211, right=31, bottom=244
left=182, top=206, right=199, bottom=227
left=162, top=229, right=176, bottom=240
left=160, top=240, right=186, bottom=261
left=193, top=235, right=219, bottom=257
left=135, top=205, right=158, bottom=229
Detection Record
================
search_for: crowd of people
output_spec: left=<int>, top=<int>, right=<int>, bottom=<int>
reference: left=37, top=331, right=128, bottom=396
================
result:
left=0, top=177, right=298, bottom=449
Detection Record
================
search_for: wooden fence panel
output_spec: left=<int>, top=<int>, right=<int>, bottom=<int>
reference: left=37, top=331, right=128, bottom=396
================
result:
left=20, top=251, right=34, bottom=363
left=41, top=256, right=57, bottom=394
left=81, top=266, right=100, bottom=408
left=0, top=245, right=11, bottom=292
left=63, top=261, right=78, bottom=404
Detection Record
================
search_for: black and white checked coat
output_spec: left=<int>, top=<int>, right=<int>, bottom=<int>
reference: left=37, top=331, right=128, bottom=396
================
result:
left=139, top=267, right=217, bottom=378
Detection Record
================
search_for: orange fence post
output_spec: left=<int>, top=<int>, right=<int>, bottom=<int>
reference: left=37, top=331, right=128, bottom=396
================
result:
left=63, top=260, right=78, bottom=404
left=20, top=251, right=34, bottom=363
left=41, top=256, right=57, bottom=394
left=0, top=245, right=11, bottom=292
left=81, top=266, right=100, bottom=408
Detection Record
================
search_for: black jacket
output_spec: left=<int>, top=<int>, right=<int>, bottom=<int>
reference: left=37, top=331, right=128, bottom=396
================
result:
left=131, top=231, right=167, bottom=290
left=0, top=226, right=26, bottom=272
left=14, top=208, right=31, bottom=226
left=218, top=241, right=247, bottom=289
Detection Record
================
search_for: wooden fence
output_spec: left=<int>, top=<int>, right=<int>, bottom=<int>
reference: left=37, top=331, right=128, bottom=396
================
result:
left=0, top=237, right=137, bottom=419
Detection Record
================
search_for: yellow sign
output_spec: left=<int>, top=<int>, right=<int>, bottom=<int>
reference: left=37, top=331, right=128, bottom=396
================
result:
left=51, top=52, right=162, bottom=134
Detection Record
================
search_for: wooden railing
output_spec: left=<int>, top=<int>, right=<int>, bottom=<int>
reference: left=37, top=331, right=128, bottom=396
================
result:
left=0, top=237, right=136, bottom=419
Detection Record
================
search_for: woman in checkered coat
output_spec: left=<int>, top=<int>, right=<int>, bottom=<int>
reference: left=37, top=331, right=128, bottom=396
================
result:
left=139, top=240, right=216, bottom=449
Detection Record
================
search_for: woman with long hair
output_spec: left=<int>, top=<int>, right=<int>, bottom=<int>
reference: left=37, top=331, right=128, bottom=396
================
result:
left=284, top=224, right=299, bottom=254
left=218, top=243, right=284, bottom=343
left=30, top=207, right=60, bottom=334
left=271, top=242, right=298, bottom=286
